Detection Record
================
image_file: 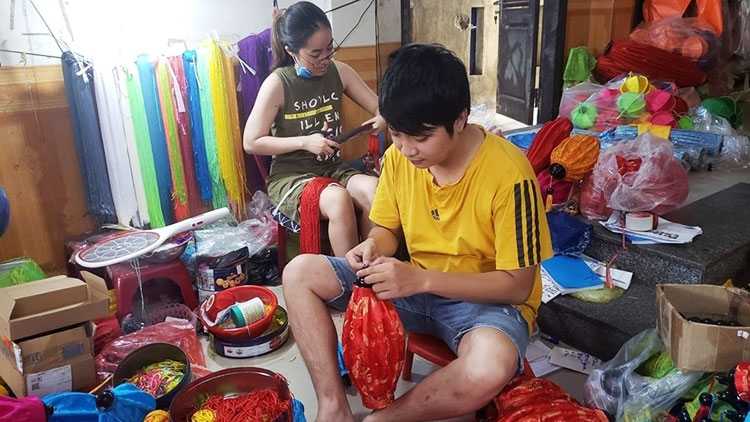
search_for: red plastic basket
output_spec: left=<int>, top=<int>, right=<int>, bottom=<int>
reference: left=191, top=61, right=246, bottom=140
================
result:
left=199, top=286, right=278, bottom=340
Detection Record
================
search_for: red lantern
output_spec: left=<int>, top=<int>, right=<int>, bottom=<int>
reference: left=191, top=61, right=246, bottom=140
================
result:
left=342, top=278, right=405, bottom=409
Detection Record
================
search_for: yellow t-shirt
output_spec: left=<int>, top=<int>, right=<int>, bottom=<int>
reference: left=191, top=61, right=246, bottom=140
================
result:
left=370, top=127, right=553, bottom=331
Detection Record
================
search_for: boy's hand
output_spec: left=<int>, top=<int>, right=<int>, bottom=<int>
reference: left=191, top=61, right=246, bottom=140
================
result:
left=346, top=238, right=379, bottom=271
left=356, top=257, right=427, bottom=300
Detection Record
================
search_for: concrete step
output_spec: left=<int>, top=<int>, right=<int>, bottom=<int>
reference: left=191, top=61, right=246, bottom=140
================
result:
left=538, top=182, right=750, bottom=360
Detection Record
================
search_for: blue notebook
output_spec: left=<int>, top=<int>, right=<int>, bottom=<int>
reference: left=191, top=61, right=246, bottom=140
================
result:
left=541, top=255, right=603, bottom=293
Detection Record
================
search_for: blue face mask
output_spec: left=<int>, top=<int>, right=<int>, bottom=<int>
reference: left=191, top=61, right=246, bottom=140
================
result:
left=294, top=62, right=316, bottom=78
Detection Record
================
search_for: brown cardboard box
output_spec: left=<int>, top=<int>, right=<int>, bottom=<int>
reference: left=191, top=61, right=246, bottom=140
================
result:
left=0, top=272, right=108, bottom=396
left=656, top=284, right=750, bottom=372
left=0, top=272, right=109, bottom=341
left=0, top=322, right=96, bottom=397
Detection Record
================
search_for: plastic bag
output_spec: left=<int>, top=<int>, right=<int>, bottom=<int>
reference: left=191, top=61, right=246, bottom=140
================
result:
left=584, top=329, right=704, bottom=422
left=559, top=76, right=686, bottom=132
left=95, top=321, right=209, bottom=382
left=629, top=17, right=720, bottom=67
left=195, top=191, right=276, bottom=259
left=467, top=104, right=506, bottom=137
left=580, top=133, right=689, bottom=220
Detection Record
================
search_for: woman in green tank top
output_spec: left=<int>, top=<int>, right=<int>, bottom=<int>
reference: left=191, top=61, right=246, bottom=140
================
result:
left=243, top=1, right=383, bottom=257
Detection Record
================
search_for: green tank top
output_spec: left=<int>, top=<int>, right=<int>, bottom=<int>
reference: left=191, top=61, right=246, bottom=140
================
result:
left=269, top=63, right=345, bottom=179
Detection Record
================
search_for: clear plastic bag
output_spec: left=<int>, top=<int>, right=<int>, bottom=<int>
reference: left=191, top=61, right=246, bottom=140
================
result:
left=629, top=17, right=720, bottom=66
left=559, top=76, right=684, bottom=133
left=583, top=329, right=704, bottom=422
left=195, top=191, right=277, bottom=259
left=580, top=133, right=689, bottom=219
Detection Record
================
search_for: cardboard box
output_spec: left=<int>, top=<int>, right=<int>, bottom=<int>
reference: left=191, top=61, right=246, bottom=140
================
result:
left=0, top=272, right=108, bottom=396
left=657, top=284, right=750, bottom=372
left=0, top=322, right=95, bottom=397
left=0, top=272, right=109, bottom=341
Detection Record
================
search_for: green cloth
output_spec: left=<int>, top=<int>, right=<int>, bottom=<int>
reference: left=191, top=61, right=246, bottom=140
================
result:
left=563, top=47, right=597, bottom=85
left=0, top=258, right=47, bottom=288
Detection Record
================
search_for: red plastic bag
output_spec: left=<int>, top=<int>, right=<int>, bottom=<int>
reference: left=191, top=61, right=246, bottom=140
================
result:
left=95, top=321, right=209, bottom=382
left=580, top=133, right=689, bottom=220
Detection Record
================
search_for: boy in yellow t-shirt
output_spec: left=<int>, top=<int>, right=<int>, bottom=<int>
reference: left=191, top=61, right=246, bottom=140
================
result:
left=282, top=44, right=552, bottom=422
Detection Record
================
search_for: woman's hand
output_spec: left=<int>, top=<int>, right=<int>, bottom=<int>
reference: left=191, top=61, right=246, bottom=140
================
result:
left=303, top=121, right=339, bottom=156
left=364, top=114, right=386, bottom=134
left=303, top=133, right=339, bottom=156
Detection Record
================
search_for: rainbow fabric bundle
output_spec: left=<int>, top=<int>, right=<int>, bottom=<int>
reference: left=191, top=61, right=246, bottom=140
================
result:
left=63, top=40, right=248, bottom=228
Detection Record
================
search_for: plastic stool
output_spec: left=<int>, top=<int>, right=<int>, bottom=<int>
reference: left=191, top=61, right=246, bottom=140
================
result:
left=402, top=332, right=535, bottom=381
left=108, top=259, right=198, bottom=321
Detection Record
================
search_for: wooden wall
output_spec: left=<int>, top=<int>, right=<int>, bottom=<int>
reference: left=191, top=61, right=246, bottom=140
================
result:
left=0, top=66, right=94, bottom=276
left=565, top=0, right=637, bottom=58
left=0, top=42, right=399, bottom=275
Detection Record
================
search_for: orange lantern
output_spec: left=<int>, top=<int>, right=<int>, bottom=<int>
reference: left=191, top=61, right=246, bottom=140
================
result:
left=546, top=134, right=600, bottom=211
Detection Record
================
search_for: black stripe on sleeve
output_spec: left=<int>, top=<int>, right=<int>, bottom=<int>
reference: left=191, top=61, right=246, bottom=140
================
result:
left=532, top=183, right=542, bottom=264
left=513, top=182, right=525, bottom=267
left=523, top=180, right=534, bottom=267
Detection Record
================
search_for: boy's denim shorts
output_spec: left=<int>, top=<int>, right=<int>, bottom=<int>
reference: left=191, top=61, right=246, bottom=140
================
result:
left=324, top=256, right=529, bottom=376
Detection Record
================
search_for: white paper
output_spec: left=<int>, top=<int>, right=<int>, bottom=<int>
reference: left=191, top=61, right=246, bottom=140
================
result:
left=548, top=346, right=602, bottom=375
left=541, top=269, right=562, bottom=303
left=525, top=339, right=560, bottom=377
left=26, top=365, right=72, bottom=397
left=601, top=214, right=702, bottom=244
left=580, top=254, right=633, bottom=290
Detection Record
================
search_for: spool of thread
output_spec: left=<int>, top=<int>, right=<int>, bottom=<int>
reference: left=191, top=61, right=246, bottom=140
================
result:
left=625, top=212, right=657, bottom=231
left=191, top=409, right=216, bottom=422
left=229, top=297, right=266, bottom=327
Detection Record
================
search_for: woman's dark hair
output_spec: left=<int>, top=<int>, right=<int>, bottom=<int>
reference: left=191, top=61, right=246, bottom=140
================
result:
left=379, top=44, right=471, bottom=136
left=271, top=1, right=331, bottom=69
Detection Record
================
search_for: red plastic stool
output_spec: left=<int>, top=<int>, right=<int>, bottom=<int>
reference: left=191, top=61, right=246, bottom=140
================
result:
left=402, top=332, right=535, bottom=381
left=108, top=259, right=198, bottom=321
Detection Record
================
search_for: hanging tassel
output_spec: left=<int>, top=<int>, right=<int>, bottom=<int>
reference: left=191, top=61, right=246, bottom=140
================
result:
left=220, top=42, right=248, bottom=218
left=113, top=66, right=151, bottom=227
left=168, top=55, right=205, bottom=215
left=182, top=50, right=213, bottom=205
left=155, top=57, right=189, bottom=220
left=205, top=40, right=244, bottom=216
left=61, top=51, right=117, bottom=224
left=123, top=65, right=166, bottom=228
left=92, top=61, right=142, bottom=227
left=545, top=188, right=554, bottom=213
left=136, top=54, right=174, bottom=224
left=196, top=47, right=230, bottom=210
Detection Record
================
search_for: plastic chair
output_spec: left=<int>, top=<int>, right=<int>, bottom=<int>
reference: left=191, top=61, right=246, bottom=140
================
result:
left=108, top=259, right=198, bottom=321
left=402, top=332, right=535, bottom=381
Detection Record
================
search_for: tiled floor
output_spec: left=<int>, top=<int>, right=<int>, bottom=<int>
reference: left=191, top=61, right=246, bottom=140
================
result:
left=198, top=115, right=749, bottom=421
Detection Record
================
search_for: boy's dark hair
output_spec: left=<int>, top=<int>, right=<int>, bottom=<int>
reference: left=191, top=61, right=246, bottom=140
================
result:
left=379, top=44, right=470, bottom=136
left=271, top=1, right=331, bottom=69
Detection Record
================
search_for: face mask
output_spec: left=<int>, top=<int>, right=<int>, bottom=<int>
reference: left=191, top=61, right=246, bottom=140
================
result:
left=294, top=62, right=316, bottom=78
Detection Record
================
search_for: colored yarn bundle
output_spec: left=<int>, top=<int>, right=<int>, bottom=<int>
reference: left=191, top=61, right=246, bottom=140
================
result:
left=596, top=40, right=707, bottom=87
left=189, top=390, right=291, bottom=422
left=125, top=359, right=186, bottom=398
left=299, top=177, right=339, bottom=254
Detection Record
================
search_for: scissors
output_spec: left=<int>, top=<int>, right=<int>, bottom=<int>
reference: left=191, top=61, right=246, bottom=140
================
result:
left=312, top=122, right=376, bottom=161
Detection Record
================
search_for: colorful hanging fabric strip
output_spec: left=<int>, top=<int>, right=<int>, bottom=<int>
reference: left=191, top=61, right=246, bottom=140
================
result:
left=92, top=60, right=142, bottom=227
left=182, top=50, right=213, bottom=205
left=167, top=55, right=204, bottom=215
left=220, top=41, right=248, bottom=218
left=113, top=65, right=151, bottom=227
left=60, top=51, right=116, bottom=224
left=205, top=40, right=244, bottom=214
left=155, top=57, right=189, bottom=221
left=122, top=64, right=166, bottom=228
left=137, top=54, right=174, bottom=225
left=196, top=47, right=230, bottom=210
